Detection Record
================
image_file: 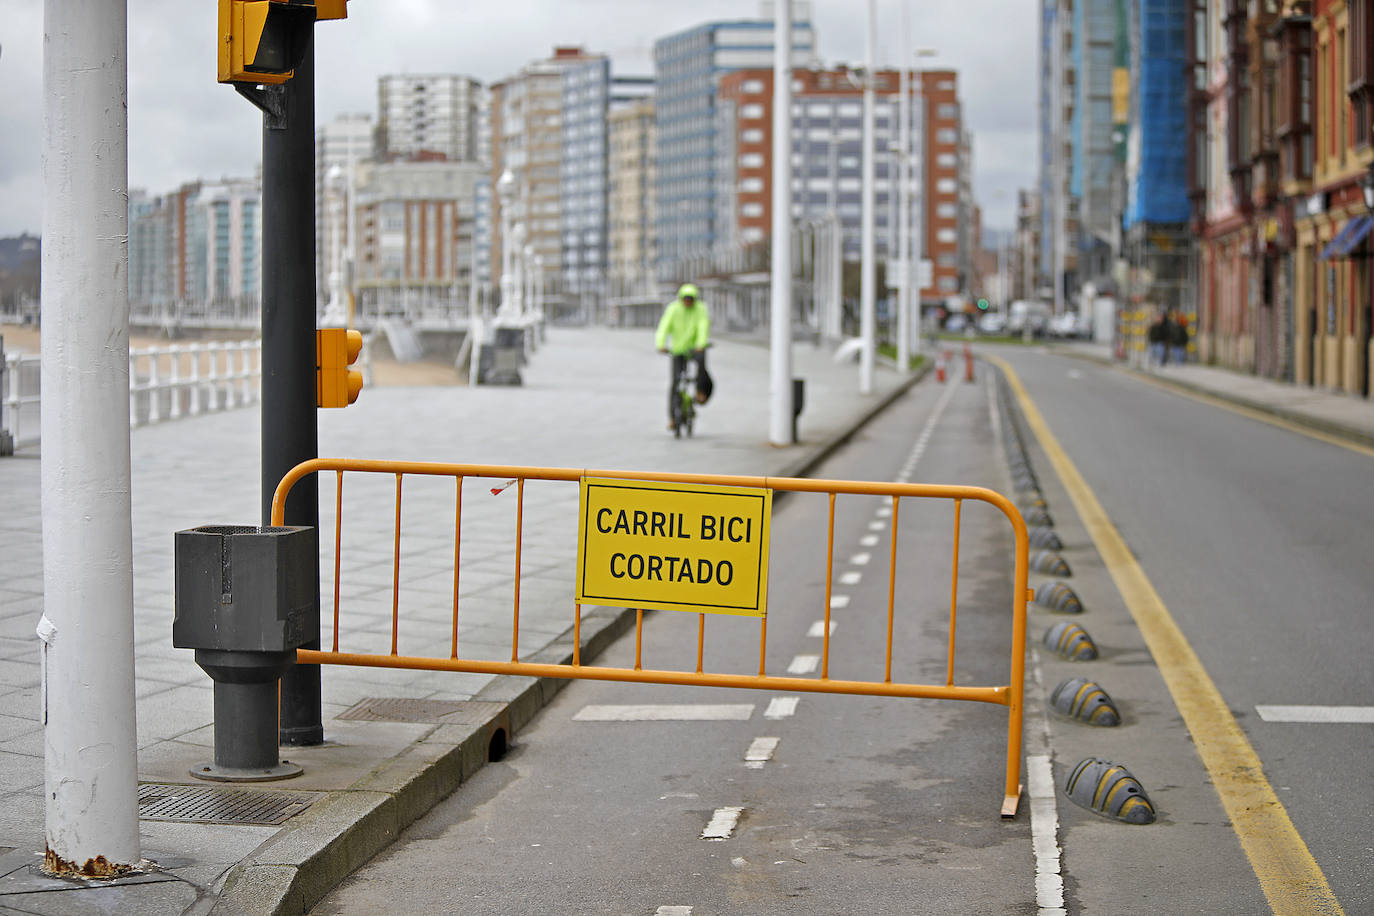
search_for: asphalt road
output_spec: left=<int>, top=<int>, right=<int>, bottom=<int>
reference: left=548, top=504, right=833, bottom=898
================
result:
left=994, top=346, right=1372, bottom=913
left=309, top=348, right=1371, bottom=914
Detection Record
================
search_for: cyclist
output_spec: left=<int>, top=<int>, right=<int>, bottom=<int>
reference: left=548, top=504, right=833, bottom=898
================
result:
left=655, top=283, right=712, bottom=430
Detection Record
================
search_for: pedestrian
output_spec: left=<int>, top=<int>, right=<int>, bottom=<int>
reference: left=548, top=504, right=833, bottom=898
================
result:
left=655, top=283, right=712, bottom=430
left=1147, top=311, right=1167, bottom=368
left=1169, top=311, right=1189, bottom=366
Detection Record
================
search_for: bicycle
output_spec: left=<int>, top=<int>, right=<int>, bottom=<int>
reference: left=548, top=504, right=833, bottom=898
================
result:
left=669, top=353, right=698, bottom=438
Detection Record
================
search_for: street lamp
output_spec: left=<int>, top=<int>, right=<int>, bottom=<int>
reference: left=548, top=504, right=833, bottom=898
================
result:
left=496, top=168, right=517, bottom=323
left=322, top=164, right=348, bottom=327
left=1362, top=162, right=1374, bottom=210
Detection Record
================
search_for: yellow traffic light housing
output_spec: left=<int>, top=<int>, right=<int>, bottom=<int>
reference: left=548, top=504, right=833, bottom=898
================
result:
left=218, top=0, right=315, bottom=85
left=316, top=328, right=364, bottom=408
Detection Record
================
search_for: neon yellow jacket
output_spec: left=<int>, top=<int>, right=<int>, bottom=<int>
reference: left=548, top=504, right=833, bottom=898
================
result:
left=655, top=298, right=710, bottom=355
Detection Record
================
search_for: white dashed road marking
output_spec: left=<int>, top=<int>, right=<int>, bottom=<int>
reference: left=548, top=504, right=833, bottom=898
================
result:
left=744, top=736, right=780, bottom=769
left=839, top=570, right=862, bottom=585
left=807, top=620, right=837, bottom=637
left=859, top=534, right=879, bottom=547
left=787, top=655, right=820, bottom=674
left=764, top=696, right=799, bottom=719
left=574, top=704, right=754, bottom=721
left=850, top=552, right=872, bottom=565
left=701, top=807, right=744, bottom=840
left=828, top=594, right=850, bottom=609
left=656, top=908, right=693, bottom=916
left=1255, top=705, right=1374, bottom=723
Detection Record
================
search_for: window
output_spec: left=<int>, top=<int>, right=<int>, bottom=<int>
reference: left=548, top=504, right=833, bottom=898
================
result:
left=937, top=202, right=958, bottom=218
left=937, top=103, right=959, bottom=120
left=740, top=152, right=764, bottom=168
left=740, top=202, right=764, bottom=217
left=936, top=227, right=957, bottom=243
left=742, top=128, right=764, bottom=143
left=740, top=103, right=765, bottom=119
left=937, top=152, right=957, bottom=168
left=938, top=276, right=958, bottom=292
left=740, top=176, right=764, bottom=192
left=937, top=178, right=958, bottom=194
left=741, top=79, right=765, bottom=94
left=936, top=128, right=958, bottom=144
left=1351, top=0, right=1374, bottom=147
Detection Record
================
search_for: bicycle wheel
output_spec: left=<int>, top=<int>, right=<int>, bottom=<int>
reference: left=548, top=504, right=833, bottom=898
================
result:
left=670, top=391, right=684, bottom=438
left=684, top=399, right=694, bottom=437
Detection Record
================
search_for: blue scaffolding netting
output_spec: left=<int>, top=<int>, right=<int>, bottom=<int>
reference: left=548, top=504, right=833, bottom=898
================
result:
left=1125, top=0, right=1189, bottom=228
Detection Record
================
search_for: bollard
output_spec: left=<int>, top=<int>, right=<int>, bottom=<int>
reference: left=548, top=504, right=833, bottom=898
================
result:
left=174, top=525, right=317, bottom=781
left=964, top=343, right=975, bottom=382
left=936, top=359, right=947, bottom=383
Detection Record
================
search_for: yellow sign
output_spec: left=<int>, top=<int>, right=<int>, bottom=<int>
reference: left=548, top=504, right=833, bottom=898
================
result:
left=576, top=477, right=772, bottom=617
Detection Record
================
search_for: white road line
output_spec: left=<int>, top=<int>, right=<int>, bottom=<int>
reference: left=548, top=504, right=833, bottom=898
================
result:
left=744, top=736, right=780, bottom=769
left=850, top=552, right=872, bottom=566
left=701, top=807, right=743, bottom=840
left=1255, top=705, right=1374, bottom=723
left=839, top=570, right=862, bottom=585
left=1028, top=754, right=1066, bottom=915
left=859, top=534, right=880, bottom=547
left=764, top=696, right=799, bottom=719
left=656, top=908, right=693, bottom=916
left=787, top=654, right=820, bottom=674
left=807, top=620, right=837, bottom=637
left=867, top=520, right=886, bottom=531
left=573, top=704, right=754, bottom=721
left=828, top=594, right=850, bottom=609
left=875, top=506, right=892, bottom=517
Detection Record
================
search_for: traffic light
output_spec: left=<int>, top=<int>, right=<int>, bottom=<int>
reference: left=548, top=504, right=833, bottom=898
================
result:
left=217, top=0, right=316, bottom=85
left=316, top=328, right=363, bottom=408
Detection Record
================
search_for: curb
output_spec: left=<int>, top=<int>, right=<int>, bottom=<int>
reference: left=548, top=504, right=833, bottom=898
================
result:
left=213, top=366, right=929, bottom=915
left=1048, top=344, right=1374, bottom=452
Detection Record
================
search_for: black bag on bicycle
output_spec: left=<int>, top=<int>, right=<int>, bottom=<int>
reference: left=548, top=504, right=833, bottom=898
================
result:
left=696, top=364, right=714, bottom=403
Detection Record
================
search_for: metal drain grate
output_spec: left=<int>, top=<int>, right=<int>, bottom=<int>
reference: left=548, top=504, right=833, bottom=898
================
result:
left=138, top=783, right=324, bottom=825
left=338, top=697, right=507, bottom=725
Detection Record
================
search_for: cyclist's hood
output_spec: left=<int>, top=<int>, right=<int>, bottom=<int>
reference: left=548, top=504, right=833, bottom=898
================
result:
left=677, top=283, right=700, bottom=301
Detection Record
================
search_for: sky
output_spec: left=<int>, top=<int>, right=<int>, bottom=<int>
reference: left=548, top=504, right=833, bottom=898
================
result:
left=0, top=0, right=1037, bottom=238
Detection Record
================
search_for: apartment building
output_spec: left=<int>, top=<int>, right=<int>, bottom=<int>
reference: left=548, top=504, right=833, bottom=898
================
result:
left=376, top=74, right=486, bottom=164
left=715, top=67, right=968, bottom=305
left=608, top=98, right=656, bottom=297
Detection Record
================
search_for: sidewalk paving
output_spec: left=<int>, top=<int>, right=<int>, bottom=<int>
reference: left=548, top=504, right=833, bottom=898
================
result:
left=0, top=327, right=920, bottom=915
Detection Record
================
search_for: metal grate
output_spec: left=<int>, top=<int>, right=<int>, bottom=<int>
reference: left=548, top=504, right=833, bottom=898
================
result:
left=337, top=697, right=507, bottom=725
left=138, top=783, right=324, bottom=825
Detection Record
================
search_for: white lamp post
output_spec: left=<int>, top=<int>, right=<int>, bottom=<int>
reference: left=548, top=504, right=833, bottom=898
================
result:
left=496, top=168, right=517, bottom=323
left=322, top=164, right=347, bottom=327
left=859, top=0, right=877, bottom=394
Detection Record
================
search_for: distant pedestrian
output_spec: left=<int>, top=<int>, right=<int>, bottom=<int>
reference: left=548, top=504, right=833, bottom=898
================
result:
left=1169, top=311, right=1189, bottom=366
left=1147, top=311, right=1167, bottom=368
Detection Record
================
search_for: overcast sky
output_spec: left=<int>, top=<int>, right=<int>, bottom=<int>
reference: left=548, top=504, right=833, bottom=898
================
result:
left=0, top=0, right=1036, bottom=238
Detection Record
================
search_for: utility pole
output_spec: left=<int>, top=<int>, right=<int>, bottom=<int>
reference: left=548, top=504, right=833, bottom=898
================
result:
left=859, top=0, right=877, bottom=394
left=40, top=0, right=140, bottom=876
left=1052, top=0, right=1067, bottom=316
left=896, top=0, right=911, bottom=373
left=261, top=42, right=323, bottom=748
left=770, top=0, right=794, bottom=445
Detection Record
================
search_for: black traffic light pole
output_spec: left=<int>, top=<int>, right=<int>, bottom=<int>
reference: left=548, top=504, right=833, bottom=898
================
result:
left=259, top=39, right=323, bottom=747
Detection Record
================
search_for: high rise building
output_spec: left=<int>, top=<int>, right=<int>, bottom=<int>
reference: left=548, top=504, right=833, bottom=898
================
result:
left=490, top=47, right=603, bottom=302
left=608, top=98, right=657, bottom=299
left=715, top=67, right=967, bottom=304
left=560, top=58, right=653, bottom=307
left=377, top=74, right=486, bottom=163
left=653, top=8, right=816, bottom=279
left=316, top=113, right=375, bottom=309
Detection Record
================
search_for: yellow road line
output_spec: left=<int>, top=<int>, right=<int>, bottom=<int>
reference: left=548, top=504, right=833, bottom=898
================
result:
left=988, top=354, right=1345, bottom=915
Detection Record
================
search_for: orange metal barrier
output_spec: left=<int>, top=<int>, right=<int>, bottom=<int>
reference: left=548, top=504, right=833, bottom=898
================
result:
left=272, top=458, right=1030, bottom=817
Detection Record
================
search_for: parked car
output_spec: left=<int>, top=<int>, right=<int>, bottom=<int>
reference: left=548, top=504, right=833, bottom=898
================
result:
left=1048, top=312, right=1080, bottom=338
left=944, top=313, right=968, bottom=334
left=1007, top=300, right=1052, bottom=337
left=977, top=312, right=1008, bottom=335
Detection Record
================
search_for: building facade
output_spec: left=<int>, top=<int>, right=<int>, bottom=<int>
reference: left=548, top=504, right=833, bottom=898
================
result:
left=351, top=159, right=485, bottom=320
left=490, top=47, right=603, bottom=302
left=376, top=74, right=486, bottom=164
left=608, top=98, right=657, bottom=298
left=715, top=67, right=967, bottom=305
left=653, top=11, right=816, bottom=279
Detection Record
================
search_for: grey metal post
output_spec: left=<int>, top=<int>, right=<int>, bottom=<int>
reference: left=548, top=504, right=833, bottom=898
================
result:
left=260, top=42, right=322, bottom=747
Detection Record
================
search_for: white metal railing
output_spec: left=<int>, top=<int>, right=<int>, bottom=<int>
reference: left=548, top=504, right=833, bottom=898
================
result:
left=1, top=340, right=261, bottom=451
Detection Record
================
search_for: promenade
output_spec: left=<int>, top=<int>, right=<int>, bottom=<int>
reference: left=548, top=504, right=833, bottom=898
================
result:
left=3, top=326, right=1373, bottom=913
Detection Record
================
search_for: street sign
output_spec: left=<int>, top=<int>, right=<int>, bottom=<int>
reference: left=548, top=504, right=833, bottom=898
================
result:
left=576, top=477, right=772, bottom=617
